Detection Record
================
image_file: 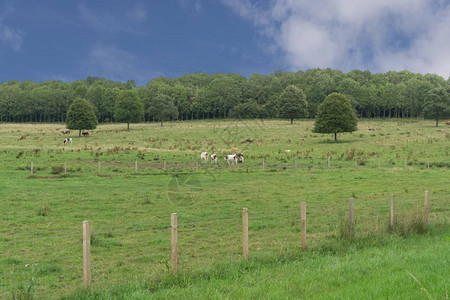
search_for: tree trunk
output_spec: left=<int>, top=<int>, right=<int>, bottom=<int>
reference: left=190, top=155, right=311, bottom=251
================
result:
left=79, top=129, right=82, bottom=137
left=436, top=119, right=438, bottom=127
left=161, top=120, right=164, bottom=126
left=127, top=122, right=130, bottom=130
left=334, top=132, right=337, bottom=142
left=290, top=118, right=293, bottom=124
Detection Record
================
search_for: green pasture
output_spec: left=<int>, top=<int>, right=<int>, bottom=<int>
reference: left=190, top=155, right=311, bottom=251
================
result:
left=0, top=119, right=448, bottom=299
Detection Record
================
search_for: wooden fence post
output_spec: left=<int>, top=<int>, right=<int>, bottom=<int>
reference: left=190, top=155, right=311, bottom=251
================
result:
left=328, top=156, right=330, bottom=168
left=164, top=161, right=167, bottom=172
left=83, top=220, right=91, bottom=288
left=405, top=158, right=407, bottom=170
left=262, top=159, right=265, bottom=170
left=242, top=208, right=249, bottom=259
left=195, top=161, right=198, bottom=174
left=427, top=159, right=430, bottom=168
left=390, top=194, right=395, bottom=230
left=98, top=161, right=101, bottom=175
left=171, top=213, right=178, bottom=274
left=349, top=197, right=354, bottom=233
left=424, top=190, right=429, bottom=224
left=31, top=161, right=33, bottom=175
left=301, top=202, right=306, bottom=249
left=354, top=159, right=358, bottom=168
left=135, top=161, right=138, bottom=174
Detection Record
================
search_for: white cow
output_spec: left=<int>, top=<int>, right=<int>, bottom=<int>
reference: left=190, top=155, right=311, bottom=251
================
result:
left=201, top=152, right=208, bottom=163
left=224, top=154, right=237, bottom=165
left=235, top=153, right=244, bottom=162
left=63, top=138, right=72, bottom=145
left=210, top=154, right=218, bottom=163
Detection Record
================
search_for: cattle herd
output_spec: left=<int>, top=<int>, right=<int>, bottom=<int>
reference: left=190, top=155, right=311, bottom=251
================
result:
left=201, top=151, right=244, bottom=165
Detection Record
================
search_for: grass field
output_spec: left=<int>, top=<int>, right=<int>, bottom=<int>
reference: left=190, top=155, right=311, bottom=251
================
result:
left=0, top=119, right=448, bottom=299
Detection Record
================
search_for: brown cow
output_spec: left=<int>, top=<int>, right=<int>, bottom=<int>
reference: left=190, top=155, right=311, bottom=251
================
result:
left=445, top=121, right=450, bottom=126
left=82, top=132, right=89, bottom=136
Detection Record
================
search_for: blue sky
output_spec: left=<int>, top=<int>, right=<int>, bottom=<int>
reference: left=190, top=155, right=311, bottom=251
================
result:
left=1, top=0, right=449, bottom=85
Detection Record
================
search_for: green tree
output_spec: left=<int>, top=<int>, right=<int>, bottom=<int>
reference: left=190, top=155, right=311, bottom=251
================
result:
left=313, top=93, right=358, bottom=141
left=422, top=87, right=450, bottom=127
left=114, top=90, right=144, bottom=130
left=148, top=94, right=178, bottom=126
left=66, top=97, right=98, bottom=136
left=279, top=85, right=308, bottom=124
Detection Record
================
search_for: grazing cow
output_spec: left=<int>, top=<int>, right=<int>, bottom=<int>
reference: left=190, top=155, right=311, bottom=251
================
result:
left=446, top=121, right=450, bottom=126
left=61, top=130, right=71, bottom=134
left=231, top=147, right=239, bottom=151
left=369, top=128, right=376, bottom=131
left=82, top=132, right=89, bottom=136
left=201, top=152, right=208, bottom=163
left=63, top=138, right=72, bottom=145
left=224, top=154, right=237, bottom=165
left=284, top=150, right=291, bottom=153
left=235, top=153, right=244, bottom=162
left=19, top=135, right=27, bottom=140
left=210, top=154, right=218, bottom=163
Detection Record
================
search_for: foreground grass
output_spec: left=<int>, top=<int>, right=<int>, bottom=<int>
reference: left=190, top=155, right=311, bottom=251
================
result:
left=65, top=226, right=449, bottom=299
left=0, top=120, right=448, bottom=298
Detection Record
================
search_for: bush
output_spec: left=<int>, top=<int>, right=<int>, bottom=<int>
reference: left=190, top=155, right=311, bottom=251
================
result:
left=51, top=166, right=64, bottom=174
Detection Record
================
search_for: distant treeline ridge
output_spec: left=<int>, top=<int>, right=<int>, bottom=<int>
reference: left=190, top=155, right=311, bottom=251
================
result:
left=0, top=68, right=449, bottom=123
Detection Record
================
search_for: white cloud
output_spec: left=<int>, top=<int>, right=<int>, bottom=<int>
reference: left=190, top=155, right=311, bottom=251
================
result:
left=179, top=0, right=203, bottom=16
left=85, top=44, right=160, bottom=85
left=0, top=24, right=23, bottom=51
left=0, top=3, right=23, bottom=51
left=126, top=2, right=147, bottom=22
left=78, top=3, right=147, bottom=34
left=222, top=0, right=450, bottom=78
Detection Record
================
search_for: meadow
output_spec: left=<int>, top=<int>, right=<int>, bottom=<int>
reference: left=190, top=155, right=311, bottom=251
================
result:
left=0, top=119, right=448, bottom=299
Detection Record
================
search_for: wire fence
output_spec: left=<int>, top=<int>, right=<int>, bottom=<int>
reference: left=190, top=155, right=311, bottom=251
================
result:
left=17, top=154, right=450, bottom=178
left=0, top=191, right=448, bottom=297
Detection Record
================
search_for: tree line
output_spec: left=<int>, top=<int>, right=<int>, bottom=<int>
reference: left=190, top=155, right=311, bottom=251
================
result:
left=0, top=68, right=449, bottom=124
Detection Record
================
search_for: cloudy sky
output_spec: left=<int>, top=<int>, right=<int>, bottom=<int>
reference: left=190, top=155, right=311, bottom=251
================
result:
left=1, top=0, right=449, bottom=85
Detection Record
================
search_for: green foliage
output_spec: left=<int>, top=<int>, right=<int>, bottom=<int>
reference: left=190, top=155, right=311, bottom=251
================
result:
left=422, top=87, right=450, bottom=126
left=114, top=90, right=144, bottom=130
left=66, top=97, right=98, bottom=136
left=148, top=94, right=178, bottom=126
left=313, top=93, right=358, bottom=141
left=279, top=85, right=308, bottom=124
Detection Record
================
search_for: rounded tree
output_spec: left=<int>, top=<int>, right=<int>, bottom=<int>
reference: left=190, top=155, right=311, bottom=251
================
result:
left=313, top=92, right=358, bottom=142
left=422, top=87, right=449, bottom=127
left=114, top=90, right=144, bottom=130
left=279, top=85, right=308, bottom=124
left=66, top=97, right=98, bottom=136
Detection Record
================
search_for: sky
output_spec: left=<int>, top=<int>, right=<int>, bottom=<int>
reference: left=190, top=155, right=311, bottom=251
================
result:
left=1, top=0, right=449, bottom=86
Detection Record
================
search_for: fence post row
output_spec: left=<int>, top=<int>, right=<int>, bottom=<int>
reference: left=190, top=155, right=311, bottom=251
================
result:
left=348, top=197, right=354, bottom=233
left=82, top=220, right=91, bottom=287
left=301, top=202, right=307, bottom=249
left=171, top=213, right=178, bottom=274
left=242, top=208, right=249, bottom=259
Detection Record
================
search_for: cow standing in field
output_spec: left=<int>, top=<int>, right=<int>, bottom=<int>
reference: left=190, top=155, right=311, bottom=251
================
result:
left=235, top=153, right=244, bottom=163
left=82, top=132, right=89, bottom=136
left=210, top=154, right=218, bottom=163
left=201, top=152, right=208, bottom=163
left=61, top=130, right=71, bottom=134
left=446, top=121, right=450, bottom=126
left=224, top=154, right=237, bottom=165
left=63, top=138, right=72, bottom=145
